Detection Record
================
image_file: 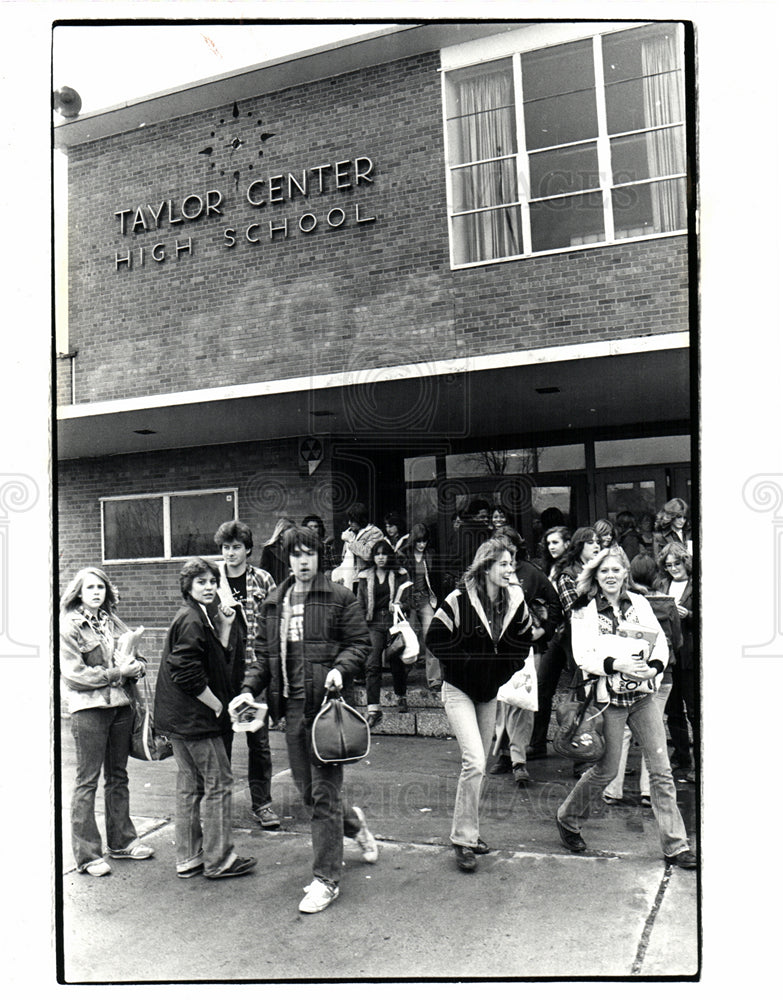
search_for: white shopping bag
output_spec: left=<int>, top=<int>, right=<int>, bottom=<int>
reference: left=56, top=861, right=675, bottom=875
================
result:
left=388, top=604, right=420, bottom=665
left=496, top=648, right=538, bottom=712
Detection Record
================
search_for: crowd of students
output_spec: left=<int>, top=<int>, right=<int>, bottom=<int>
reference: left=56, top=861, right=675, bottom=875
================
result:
left=59, top=496, right=697, bottom=912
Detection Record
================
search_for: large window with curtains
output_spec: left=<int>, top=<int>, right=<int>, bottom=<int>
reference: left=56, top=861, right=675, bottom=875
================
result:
left=444, top=23, right=686, bottom=266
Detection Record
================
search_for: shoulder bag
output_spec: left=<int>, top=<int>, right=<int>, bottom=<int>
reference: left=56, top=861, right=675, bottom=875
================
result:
left=128, top=674, right=173, bottom=761
left=552, top=681, right=607, bottom=763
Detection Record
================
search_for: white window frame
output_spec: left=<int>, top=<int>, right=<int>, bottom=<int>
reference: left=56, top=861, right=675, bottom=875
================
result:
left=100, top=487, right=239, bottom=564
left=441, top=21, right=687, bottom=269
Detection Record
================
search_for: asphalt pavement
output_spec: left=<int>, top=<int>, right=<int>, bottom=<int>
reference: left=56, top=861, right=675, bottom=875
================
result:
left=57, top=724, right=699, bottom=982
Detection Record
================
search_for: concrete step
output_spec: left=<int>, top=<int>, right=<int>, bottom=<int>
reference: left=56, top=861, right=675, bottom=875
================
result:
left=351, top=678, right=451, bottom=736
left=351, top=683, right=443, bottom=709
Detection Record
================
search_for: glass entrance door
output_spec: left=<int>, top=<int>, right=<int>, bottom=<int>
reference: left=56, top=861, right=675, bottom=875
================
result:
left=593, top=467, right=668, bottom=539
left=439, top=473, right=589, bottom=557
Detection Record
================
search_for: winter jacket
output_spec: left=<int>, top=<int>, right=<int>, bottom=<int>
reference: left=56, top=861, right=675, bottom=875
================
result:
left=59, top=607, right=145, bottom=714
left=640, top=590, right=683, bottom=668
left=661, top=577, right=694, bottom=671
left=570, top=591, right=668, bottom=704
left=356, top=568, right=411, bottom=623
left=242, top=572, right=371, bottom=723
left=154, top=598, right=235, bottom=740
left=652, top=526, right=692, bottom=561
left=425, top=581, right=533, bottom=703
left=333, top=523, right=385, bottom=590
left=515, top=560, right=563, bottom=652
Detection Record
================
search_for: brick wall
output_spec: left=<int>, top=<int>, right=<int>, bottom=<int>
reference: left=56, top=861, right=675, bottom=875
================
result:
left=57, top=437, right=334, bottom=631
left=61, top=50, right=689, bottom=407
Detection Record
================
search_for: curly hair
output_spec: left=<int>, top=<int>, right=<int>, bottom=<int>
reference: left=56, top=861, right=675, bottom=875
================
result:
left=655, top=498, right=690, bottom=532
left=656, top=540, right=692, bottom=581
left=301, top=514, right=326, bottom=538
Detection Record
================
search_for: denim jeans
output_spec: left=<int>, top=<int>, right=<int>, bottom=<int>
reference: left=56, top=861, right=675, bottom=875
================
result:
left=441, top=681, right=497, bottom=848
left=284, top=698, right=362, bottom=886
left=557, top=691, right=690, bottom=858
left=366, top=624, right=407, bottom=707
left=225, top=722, right=273, bottom=811
left=70, top=705, right=138, bottom=869
left=493, top=654, right=538, bottom=764
left=604, top=673, right=673, bottom=800
left=408, top=599, right=442, bottom=688
left=170, top=735, right=236, bottom=876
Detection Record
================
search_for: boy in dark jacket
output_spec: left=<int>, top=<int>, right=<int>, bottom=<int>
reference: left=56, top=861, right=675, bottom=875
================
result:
left=154, top=558, right=256, bottom=880
left=230, top=527, right=377, bottom=914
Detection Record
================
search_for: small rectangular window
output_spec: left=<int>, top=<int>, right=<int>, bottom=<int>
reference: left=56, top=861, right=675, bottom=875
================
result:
left=103, top=497, right=164, bottom=561
left=170, top=492, right=236, bottom=557
left=101, top=489, right=238, bottom=562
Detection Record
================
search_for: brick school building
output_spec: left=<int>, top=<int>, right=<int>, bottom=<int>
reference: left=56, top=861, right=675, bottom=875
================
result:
left=55, top=21, right=693, bottom=674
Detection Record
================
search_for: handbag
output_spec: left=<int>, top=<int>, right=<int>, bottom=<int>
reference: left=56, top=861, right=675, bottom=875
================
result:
left=552, top=681, right=607, bottom=763
left=496, top=648, right=538, bottom=712
left=385, top=628, right=406, bottom=658
left=386, top=604, right=420, bottom=665
left=311, top=693, right=371, bottom=764
left=128, top=674, right=173, bottom=761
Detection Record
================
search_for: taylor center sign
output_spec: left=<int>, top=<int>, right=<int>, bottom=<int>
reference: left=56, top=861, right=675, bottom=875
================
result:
left=112, top=155, right=377, bottom=271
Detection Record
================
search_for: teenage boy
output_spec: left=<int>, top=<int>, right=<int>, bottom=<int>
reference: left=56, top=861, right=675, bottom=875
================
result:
left=213, top=520, right=280, bottom=830
left=230, top=527, right=378, bottom=914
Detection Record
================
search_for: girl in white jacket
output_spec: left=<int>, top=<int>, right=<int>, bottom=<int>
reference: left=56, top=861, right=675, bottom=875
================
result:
left=554, top=547, right=696, bottom=869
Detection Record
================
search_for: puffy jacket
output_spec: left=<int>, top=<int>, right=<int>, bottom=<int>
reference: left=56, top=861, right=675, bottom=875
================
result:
left=242, top=572, right=371, bottom=723
left=154, top=599, right=235, bottom=740
left=425, top=581, right=533, bottom=703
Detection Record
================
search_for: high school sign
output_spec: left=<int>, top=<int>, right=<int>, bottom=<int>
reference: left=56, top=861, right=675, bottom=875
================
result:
left=112, top=155, right=377, bottom=271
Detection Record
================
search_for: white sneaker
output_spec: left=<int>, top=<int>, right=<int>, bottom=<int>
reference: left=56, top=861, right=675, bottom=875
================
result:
left=352, top=805, right=378, bottom=863
left=299, top=879, right=340, bottom=913
left=83, top=858, right=112, bottom=877
left=108, top=839, right=154, bottom=860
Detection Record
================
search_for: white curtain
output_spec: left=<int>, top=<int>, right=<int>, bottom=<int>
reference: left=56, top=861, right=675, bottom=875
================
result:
left=455, top=70, right=519, bottom=261
left=641, top=30, right=686, bottom=232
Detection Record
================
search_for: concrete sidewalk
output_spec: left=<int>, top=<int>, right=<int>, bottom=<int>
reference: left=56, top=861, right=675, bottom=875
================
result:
left=58, top=729, right=699, bottom=981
